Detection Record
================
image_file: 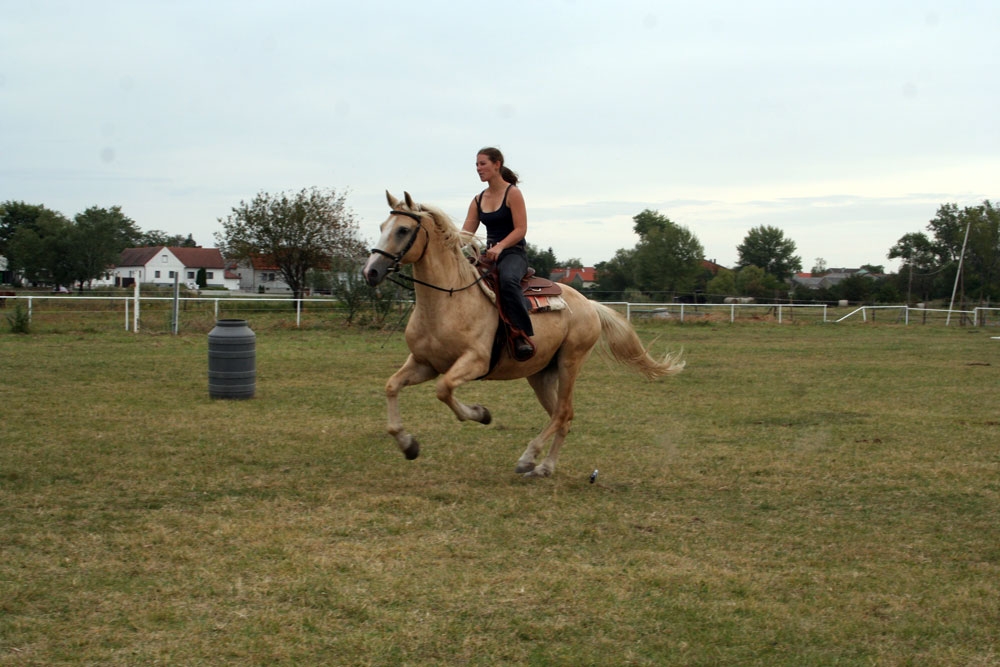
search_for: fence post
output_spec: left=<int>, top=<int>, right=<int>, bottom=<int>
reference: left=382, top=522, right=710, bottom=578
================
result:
left=133, top=280, right=140, bottom=332
left=172, top=273, right=180, bottom=335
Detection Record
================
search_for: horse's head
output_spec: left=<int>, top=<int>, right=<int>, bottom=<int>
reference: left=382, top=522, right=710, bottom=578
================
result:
left=363, top=191, right=428, bottom=287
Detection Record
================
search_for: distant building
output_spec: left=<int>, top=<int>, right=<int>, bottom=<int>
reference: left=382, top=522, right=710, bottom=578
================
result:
left=550, top=267, right=597, bottom=288
left=113, top=246, right=237, bottom=289
left=792, top=267, right=881, bottom=290
left=232, top=255, right=292, bottom=293
left=701, top=259, right=726, bottom=275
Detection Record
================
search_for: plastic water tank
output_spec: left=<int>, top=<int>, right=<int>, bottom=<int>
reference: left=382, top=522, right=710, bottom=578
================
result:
left=208, top=319, right=256, bottom=399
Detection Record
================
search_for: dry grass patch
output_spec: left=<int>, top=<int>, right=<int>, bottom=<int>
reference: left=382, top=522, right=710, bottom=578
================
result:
left=2, top=321, right=998, bottom=665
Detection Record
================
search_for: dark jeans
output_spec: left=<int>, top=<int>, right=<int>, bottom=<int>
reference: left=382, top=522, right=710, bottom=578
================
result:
left=496, top=247, right=534, bottom=337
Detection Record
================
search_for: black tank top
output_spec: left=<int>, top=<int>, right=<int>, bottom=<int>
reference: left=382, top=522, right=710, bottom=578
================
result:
left=476, top=185, right=525, bottom=248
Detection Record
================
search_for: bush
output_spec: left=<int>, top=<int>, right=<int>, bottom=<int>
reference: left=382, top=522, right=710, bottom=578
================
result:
left=6, top=302, right=30, bottom=334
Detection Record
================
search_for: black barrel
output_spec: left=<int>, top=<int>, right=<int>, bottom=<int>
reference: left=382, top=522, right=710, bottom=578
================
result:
left=208, top=319, right=256, bottom=399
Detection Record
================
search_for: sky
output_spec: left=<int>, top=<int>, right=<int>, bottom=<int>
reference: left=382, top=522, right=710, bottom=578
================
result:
left=2, top=0, right=997, bottom=273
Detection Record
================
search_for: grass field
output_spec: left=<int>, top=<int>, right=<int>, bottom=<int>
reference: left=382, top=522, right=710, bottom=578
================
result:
left=1, top=320, right=998, bottom=665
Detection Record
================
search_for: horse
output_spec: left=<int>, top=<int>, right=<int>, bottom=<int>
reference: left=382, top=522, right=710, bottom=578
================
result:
left=362, top=191, right=684, bottom=478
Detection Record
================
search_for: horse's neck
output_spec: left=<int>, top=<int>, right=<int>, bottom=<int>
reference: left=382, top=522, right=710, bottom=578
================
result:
left=412, top=247, right=487, bottom=310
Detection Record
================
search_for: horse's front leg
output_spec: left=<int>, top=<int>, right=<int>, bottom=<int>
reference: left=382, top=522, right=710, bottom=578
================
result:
left=434, top=352, right=493, bottom=425
left=385, top=354, right=439, bottom=460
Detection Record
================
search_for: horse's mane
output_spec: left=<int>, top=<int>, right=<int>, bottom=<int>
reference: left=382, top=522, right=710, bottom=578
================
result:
left=395, top=197, right=483, bottom=279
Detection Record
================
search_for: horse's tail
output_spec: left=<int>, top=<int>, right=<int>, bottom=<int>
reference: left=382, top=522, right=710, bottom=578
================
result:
left=594, top=303, right=685, bottom=380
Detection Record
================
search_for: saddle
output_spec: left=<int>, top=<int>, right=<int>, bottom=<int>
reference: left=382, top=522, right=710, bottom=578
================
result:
left=472, top=261, right=563, bottom=299
left=474, top=259, right=563, bottom=371
left=519, top=268, right=563, bottom=299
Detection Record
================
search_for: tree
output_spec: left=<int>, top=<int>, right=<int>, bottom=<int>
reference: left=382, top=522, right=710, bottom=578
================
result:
left=216, top=187, right=365, bottom=301
left=630, top=209, right=704, bottom=298
left=3, top=202, right=143, bottom=289
left=953, top=201, right=1000, bottom=303
left=138, top=230, right=197, bottom=247
left=925, top=203, right=965, bottom=264
left=525, top=243, right=557, bottom=279
left=706, top=267, right=736, bottom=301
left=6, top=213, right=74, bottom=286
left=1, top=202, right=71, bottom=284
left=593, top=248, right=636, bottom=300
left=68, top=206, right=142, bottom=289
left=887, top=200, right=1000, bottom=305
left=889, top=232, right=938, bottom=305
left=736, top=226, right=802, bottom=281
left=734, top=265, right=783, bottom=299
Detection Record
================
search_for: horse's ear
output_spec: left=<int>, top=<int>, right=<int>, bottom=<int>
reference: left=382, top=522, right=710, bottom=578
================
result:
left=386, top=191, right=400, bottom=209
left=403, top=191, right=417, bottom=211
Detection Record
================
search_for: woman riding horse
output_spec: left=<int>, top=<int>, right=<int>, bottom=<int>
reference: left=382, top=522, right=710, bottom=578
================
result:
left=363, top=192, right=684, bottom=478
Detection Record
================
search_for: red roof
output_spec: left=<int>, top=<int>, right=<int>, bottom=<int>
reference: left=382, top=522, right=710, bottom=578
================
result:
left=170, top=247, right=224, bottom=269
left=249, top=255, right=280, bottom=271
left=552, top=267, right=597, bottom=284
left=701, top=259, right=726, bottom=274
left=118, top=246, right=224, bottom=269
left=118, top=247, right=161, bottom=266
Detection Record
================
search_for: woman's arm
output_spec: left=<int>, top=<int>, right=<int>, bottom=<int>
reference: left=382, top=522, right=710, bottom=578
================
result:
left=462, top=197, right=480, bottom=234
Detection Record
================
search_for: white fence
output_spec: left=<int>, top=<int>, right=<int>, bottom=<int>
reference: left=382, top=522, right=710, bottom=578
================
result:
left=834, top=304, right=985, bottom=325
left=3, top=294, right=997, bottom=332
left=615, top=302, right=830, bottom=323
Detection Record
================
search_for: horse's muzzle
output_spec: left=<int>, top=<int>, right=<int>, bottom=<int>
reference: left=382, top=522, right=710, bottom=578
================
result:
left=363, top=253, right=389, bottom=287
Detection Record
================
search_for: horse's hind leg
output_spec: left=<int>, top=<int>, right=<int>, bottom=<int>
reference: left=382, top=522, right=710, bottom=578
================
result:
left=385, top=355, right=439, bottom=460
left=518, top=357, right=587, bottom=478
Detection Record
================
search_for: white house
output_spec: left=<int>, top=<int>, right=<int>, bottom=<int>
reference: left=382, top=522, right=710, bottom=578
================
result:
left=234, top=255, right=292, bottom=293
left=114, top=247, right=239, bottom=290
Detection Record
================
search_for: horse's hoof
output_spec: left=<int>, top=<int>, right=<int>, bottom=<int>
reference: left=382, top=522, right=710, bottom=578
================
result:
left=480, top=407, right=492, bottom=425
left=403, top=439, right=420, bottom=460
left=514, top=461, right=535, bottom=474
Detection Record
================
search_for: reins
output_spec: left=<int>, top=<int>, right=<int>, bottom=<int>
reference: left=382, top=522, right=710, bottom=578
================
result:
left=373, top=209, right=489, bottom=296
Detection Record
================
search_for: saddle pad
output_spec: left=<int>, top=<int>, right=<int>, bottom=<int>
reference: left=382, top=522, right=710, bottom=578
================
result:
left=527, top=295, right=567, bottom=313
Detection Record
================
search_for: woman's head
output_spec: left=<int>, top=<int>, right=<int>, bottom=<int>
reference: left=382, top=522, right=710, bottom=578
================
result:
left=477, top=147, right=519, bottom=186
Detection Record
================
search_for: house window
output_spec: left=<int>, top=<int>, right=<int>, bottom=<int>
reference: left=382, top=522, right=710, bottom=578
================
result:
left=155, top=270, right=161, bottom=278
left=206, top=271, right=214, bottom=279
left=161, top=255, right=168, bottom=263
left=169, top=271, right=176, bottom=278
left=187, top=271, right=195, bottom=279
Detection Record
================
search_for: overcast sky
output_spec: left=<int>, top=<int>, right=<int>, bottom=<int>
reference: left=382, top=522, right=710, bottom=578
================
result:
left=3, top=0, right=997, bottom=271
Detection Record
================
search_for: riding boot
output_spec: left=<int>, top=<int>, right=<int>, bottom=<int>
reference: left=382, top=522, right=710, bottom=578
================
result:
left=513, top=335, right=535, bottom=361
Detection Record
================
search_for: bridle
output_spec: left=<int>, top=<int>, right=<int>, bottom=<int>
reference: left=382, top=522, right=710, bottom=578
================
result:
left=370, top=209, right=488, bottom=296
left=369, top=209, right=427, bottom=266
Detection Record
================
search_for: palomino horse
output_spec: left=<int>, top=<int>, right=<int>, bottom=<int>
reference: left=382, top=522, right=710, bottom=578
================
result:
left=363, top=192, right=684, bottom=478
